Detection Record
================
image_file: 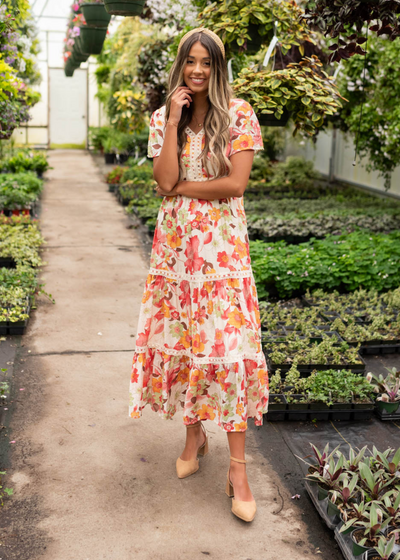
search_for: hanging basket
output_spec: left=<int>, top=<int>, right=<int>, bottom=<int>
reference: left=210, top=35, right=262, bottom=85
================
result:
left=79, top=26, right=108, bottom=55
left=73, top=36, right=90, bottom=60
left=80, top=3, right=111, bottom=27
left=0, top=125, right=15, bottom=140
left=230, top=23, right=270, bottom=55
left=104, top=0, right=145, bottom=16
left=258, top=108, right=291, bottom=127
left=64, top=59, right=75, bottom=77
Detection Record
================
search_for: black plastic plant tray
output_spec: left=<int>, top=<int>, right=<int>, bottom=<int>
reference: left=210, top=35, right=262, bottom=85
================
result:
left=334, top=526, right=357, bottom=560
left=265, top=359, right=366, bottom=376
left=375, top=407, right=400, bottom=422
left=0, top=257, right=16, bottom=269
left=305, top=481, right=340, bottom=530
left=360, top=343, right=400, bottom=355
left=266, top=407, right=374, bottom=422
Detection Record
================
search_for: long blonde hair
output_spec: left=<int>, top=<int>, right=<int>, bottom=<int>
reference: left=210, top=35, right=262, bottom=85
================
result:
left=165, top=31, right=234, bottom=180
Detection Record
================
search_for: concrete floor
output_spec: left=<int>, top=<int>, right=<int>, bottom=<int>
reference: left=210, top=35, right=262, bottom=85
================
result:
left=0, top=150, right=337, bottom=560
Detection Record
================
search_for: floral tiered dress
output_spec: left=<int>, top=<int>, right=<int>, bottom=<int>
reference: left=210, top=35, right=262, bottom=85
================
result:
left=129, top=98, right=269, bottom=432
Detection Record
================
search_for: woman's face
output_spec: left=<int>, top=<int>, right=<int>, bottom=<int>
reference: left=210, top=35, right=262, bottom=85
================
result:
left=183, top=41, right=211, bottom=95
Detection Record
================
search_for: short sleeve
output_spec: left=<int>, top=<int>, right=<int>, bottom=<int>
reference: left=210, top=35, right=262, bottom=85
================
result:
left=229, top=100, right=264, bottom=158
left=147, top=106, right=166, bottom=158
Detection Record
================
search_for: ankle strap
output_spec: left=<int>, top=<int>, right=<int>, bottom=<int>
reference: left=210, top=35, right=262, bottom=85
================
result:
left=230, top=456, right=246, bottom=464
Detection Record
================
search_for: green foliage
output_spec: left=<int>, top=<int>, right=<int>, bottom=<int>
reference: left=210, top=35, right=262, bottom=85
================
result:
left=198, top=0, right=311, bottom=54
left=0, top=152, right=50, bottom=174
left=233, top=56, right=346, bottom=137
left=106, top=166, right=128, bottom=184
left=0, top=222, right=44, bottom=267
left=0, top=172, right=43, bottom=210
left=336, top=35, right=400, bottom=190
left=303, top=0, right=400, bottom=62
left=250, top=230, right=400, bottom=299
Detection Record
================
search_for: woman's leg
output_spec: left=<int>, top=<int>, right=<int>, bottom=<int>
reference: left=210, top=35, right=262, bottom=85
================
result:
left=179, top=420, right=206, bottom=461
left=227, top=431, right=254, bottom=502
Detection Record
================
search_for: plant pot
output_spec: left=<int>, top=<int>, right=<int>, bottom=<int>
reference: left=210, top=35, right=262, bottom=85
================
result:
left=80, top=3, right=111, bottom=27
left=331, top=403, right=352, bottom=421
left=376, top=400, right=400, bottom=414
left=73, top=36, right=90, bottom=60
left=69, top=51, right=86, bottom=65
left=104, top=153, right=116, bottom=164
left=79, top=26, right=108, bottom=55
left=339, top=512, right=357, bottom=535
left=362, top=552, right=382, bottom=560
left=230, top=23, right=270, bottom=54
left=327, top=498, right=341, bottom=518
left=351, top=529, right=379, bottom=557
left=258, top=108, right=291, bottom=127
left=317, top=483, right=329, bottom=501
left=64, top=59, right=75, bottom=77
left=104, top=0, right=145, bottom=16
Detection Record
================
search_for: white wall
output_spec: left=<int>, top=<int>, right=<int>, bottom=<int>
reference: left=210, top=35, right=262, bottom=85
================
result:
left=286, top=127, right=400, bottom=199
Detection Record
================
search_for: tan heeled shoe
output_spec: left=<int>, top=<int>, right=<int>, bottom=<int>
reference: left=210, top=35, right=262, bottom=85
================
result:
left=225, top=456, right=257, bottom=522
left=176, top=421, right=209, bottom=479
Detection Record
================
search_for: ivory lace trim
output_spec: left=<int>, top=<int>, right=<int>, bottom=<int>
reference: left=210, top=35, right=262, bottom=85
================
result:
left=148, top=267, right=253, bottom=282
left=135, top=343, right=266, bottom=366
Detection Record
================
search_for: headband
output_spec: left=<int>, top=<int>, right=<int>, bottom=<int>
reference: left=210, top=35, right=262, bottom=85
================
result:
left=177, top=27, right=225, bottom=59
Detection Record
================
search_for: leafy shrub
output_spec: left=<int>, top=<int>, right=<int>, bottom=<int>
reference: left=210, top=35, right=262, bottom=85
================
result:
left=250, top=230, right=400, bottom=299
left=0, top=172, right=43, bottom=210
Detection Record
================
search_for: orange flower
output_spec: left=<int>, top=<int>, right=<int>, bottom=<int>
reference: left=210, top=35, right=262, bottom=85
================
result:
left=215, top=328, right=223, bottom=341
left=228, top=309, right=246, bottom=329
left=236, top=402, right=245, bottom=415
left=156, top=119, right=163, bottom=126
left=167, top=232, right=182, bottom=249
left=177, top=367, right=189, bottom=385
left=152, top=376, right=163, bottom=393
left=130, top=411, right=140, bottom=418
left=232, top=134, right=254, bottom=152
left=207, top=300, right=213, bottom=314
left=258, top=368, right=269, bottom=386
left=234, top=421, right=248, bottom=431
left=179, top=330, right=191, bottom=349
left=209, top=208, right=221, bottom=221
left=228, top=277, right=240, bottom=289
left=238, top=102, right=251, bottom=114
left=234, top=238, right=248, bottom=259
left=197, top=403, right=216, bottom=421
left=190, top=368, right=205, bottom=386
left=162, top=300, right=171, bottom=319
left=192, top=333, right=206, bottom=354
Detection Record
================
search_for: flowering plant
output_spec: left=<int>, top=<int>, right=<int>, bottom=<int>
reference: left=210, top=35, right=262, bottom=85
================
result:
left=143, top=0, right=199, bottom=28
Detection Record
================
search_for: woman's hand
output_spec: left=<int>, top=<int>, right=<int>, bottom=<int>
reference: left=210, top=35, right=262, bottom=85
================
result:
left=154, top=183, right=180, bottom=197
left=169, top=86, right=194, bottom=125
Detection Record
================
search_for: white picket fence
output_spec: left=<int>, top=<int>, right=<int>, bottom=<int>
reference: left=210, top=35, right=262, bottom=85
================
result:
left=285, top=127, right=400, bottom=200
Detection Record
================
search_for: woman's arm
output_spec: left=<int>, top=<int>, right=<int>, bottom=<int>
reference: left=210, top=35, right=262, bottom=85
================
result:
left=156, top=150, right=255, bottom=200
left=153, top=86, right=194, bottom=192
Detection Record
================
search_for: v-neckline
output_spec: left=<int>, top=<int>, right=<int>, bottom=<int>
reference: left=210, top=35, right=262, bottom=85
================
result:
left=186, top=126, right=204, bottom=137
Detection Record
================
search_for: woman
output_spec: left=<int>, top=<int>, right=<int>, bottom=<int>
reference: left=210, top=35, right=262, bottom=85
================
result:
left=129, top=26, right=269, bottom=523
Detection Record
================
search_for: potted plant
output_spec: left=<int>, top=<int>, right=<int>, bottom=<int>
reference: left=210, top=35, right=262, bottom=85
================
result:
left=79, top=25, right=108, bottom=55
left=233, top=55, right=346, bottom=135
left=303, top=0, right=400, bottom=63
left=367, top=369, right=400, bottom=414
left=340, top=498, right=370, bottom=536
left=327, top=472, right=359, bottom=518
left=363, top=535, right=400, bottom=560
left=351, top=503, right=391, bottom=557
left=198, top=0, right=310, bottom=55
left=306, top=453, right=345, bottom=501
left=103, top=0, right=145, bottom=16
left=80, top=1, right=111, bottom=27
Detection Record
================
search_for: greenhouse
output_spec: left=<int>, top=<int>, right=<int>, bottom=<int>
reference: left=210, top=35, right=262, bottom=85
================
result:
left=1, top=0, right=400, bottom=557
